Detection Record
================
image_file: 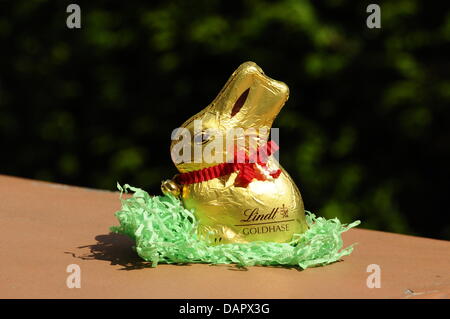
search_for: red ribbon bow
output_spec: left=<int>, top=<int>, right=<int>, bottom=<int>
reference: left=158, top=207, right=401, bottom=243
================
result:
left=175, top=141, right=281, bottom=188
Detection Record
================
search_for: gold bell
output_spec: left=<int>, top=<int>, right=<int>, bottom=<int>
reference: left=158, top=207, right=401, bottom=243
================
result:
left=161, top=179, right=181, bottom=197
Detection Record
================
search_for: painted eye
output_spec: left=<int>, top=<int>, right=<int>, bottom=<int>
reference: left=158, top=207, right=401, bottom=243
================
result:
left=193, top=131, right=211, bottom=145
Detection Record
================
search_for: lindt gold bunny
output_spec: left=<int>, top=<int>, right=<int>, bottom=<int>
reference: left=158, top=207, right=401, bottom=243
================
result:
left=163, top=62, right=308, bottom=244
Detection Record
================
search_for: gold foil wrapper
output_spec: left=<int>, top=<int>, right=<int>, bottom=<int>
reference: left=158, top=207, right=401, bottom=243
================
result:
left=170, top=62, right=308, bottom=244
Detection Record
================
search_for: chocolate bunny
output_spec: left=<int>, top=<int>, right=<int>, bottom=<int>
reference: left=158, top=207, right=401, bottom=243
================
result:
left=164, top=62, right=308, bottom=244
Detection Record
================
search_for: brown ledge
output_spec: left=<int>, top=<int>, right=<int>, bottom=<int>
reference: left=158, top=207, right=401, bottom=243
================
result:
left=0, top=175, right=449, bottom=299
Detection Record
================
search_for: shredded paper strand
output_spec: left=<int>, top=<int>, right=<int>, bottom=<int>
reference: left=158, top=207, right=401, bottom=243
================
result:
left=111, top=184, right=360, bottom=269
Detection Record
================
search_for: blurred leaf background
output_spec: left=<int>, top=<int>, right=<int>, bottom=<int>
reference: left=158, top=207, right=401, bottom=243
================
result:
left=1, top=0, right=449, bottom=239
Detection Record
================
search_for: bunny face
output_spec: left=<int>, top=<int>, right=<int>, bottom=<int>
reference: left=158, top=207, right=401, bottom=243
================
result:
left=171, top=62, right=290, bottom=173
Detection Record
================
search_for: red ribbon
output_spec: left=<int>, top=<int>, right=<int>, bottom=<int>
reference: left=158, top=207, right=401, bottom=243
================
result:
left=175, top=141, right=281, bottom=188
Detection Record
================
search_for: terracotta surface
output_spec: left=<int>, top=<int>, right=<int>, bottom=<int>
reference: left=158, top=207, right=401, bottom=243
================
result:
left=0, top=175, right=449, bottom=299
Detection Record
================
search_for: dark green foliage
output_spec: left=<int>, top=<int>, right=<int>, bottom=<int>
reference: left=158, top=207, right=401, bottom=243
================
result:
left=1, top=0, right=449, bottom=239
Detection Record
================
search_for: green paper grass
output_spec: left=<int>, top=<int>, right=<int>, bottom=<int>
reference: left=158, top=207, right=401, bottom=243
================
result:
left=111, top=184, right=361, bottom=269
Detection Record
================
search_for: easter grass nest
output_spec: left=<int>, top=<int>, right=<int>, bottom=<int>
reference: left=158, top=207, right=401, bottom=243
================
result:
left=111, top=184, right=361, bottom=269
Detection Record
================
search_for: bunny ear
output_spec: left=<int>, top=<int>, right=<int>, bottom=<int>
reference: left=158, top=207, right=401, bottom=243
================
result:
left=209, top=62, right=289, bottom=126
left=231, top=88, right=250, bottom=117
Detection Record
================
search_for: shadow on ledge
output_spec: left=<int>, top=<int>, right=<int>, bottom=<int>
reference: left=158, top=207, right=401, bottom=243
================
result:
left=74, top=233, right=154, bottom=270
